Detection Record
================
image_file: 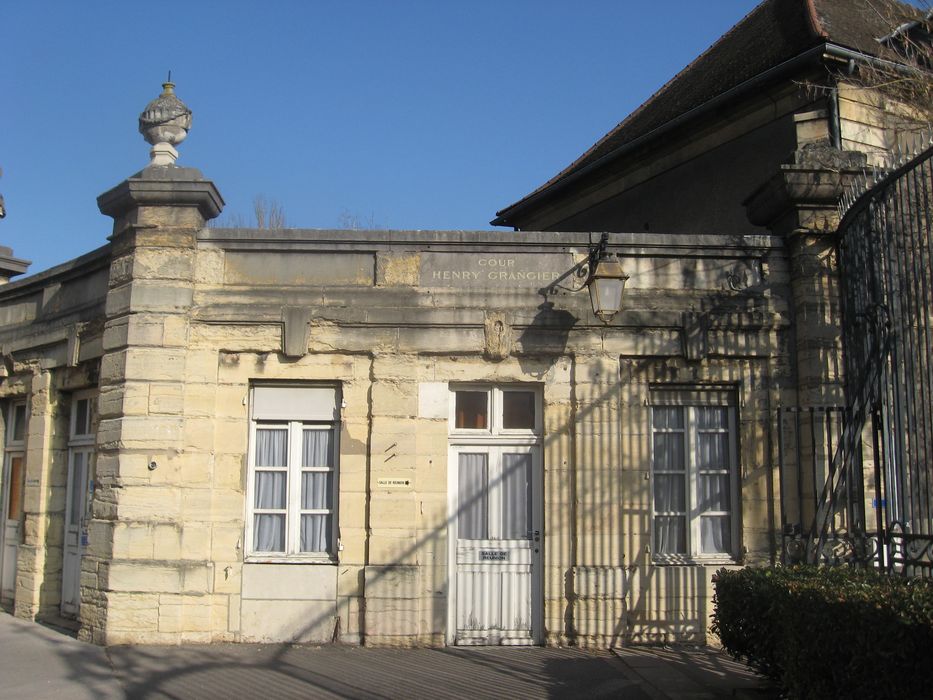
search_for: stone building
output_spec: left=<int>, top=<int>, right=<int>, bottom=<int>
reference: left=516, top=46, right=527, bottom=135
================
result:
left=0, top=0, right=928, bottom=646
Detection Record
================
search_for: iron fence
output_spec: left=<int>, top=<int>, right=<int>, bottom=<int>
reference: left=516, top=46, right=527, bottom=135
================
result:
left=817, top=143, right=933, bottom=575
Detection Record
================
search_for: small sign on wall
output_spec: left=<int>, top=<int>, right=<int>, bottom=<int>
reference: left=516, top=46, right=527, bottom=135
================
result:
left=376, top=477, right=412, bottom=489
left=479, top=550, right=509, bottom=562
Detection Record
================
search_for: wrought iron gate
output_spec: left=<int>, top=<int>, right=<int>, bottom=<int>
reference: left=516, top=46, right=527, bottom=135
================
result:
left=781, top=144, right=933, bottom=576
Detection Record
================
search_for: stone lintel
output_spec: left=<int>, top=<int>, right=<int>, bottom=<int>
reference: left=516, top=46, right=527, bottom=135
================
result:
left=97, top=167, right=224, bottom=223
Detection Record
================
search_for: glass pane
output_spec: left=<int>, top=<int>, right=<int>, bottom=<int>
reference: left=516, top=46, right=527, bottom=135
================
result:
left=652, top=406, right=683, bottom=430
left=253, top=514, right=285, bottom=552
left=255, top=429, right=287, bottom=467
left=301, top=472, right=332, bottom=510
left=300, top=514, right=331, bottom=552
left=503, top=392, right=535, bottom=430
left=12, top=404, right=26, bottom=442
left=74, top=398, right=90, bottom=437
left=697, top=433, right=728, bottom=468
left=653, top=433, right=684, bottom=471
left=7, top=455, right=24, bottom=520
left=302, top=429, right=333, bottom=467
left=698, top=474, right=730, bottom=512
left=458, top=453, right=488, bottom=539
left=696, top=406, right=727, bottom=429
left=69, top=452, right=86, bottom=526
left=455, top=391, right=488, bottom=430
left=701, top=516, right=731, bottom=554
left=254, top=471, right=287, bottom=509
left=653, top=474, right=686, bottom=512
left=501, top=452, right=531, bottom=539
left=654, top=515, right=686, bottom=554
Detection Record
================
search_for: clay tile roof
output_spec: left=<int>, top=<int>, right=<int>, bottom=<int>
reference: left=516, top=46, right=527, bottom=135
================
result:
left=495, top=0, right=924, bottom=225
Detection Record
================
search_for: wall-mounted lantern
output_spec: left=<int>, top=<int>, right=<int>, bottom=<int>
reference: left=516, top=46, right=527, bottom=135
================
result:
left=585, top=233, right=629, bottom=324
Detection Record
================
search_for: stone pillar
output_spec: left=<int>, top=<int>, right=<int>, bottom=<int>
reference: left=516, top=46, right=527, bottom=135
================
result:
left=81, top=165, right=222, bottom=643
left=744, top=146, right=867, bottom=406
left=13, top=369, right=61, bottom=620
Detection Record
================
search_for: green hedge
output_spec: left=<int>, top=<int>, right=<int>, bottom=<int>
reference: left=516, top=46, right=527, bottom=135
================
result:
left=711, top=566, right=933, bottom=699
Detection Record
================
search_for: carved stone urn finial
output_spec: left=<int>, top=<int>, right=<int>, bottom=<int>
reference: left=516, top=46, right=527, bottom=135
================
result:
left=138, top=77, right=192, bottom=166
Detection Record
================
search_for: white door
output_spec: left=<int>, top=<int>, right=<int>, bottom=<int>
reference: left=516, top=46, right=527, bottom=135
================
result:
left=0, top=452, right=24, bottom=602
left=450, top=445, right=542, bottom=645
left=61, top=449, right=91, bottom=615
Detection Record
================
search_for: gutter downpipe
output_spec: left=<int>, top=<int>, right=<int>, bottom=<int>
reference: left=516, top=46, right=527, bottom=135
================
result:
left=493, top=42, right=921, bottom=228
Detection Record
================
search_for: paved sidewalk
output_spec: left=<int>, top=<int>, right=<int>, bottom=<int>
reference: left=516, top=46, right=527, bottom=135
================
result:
left=1, top=611, right=773, bottom=699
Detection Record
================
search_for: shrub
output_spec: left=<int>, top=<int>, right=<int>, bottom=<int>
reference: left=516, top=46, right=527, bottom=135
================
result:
left=711, top=566, right=933, bottom=699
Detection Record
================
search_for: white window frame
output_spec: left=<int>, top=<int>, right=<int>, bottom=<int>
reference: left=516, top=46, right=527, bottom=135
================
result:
left=245, top=384, right=340, bottom=563
left=649, top=387, right=739, bottom=564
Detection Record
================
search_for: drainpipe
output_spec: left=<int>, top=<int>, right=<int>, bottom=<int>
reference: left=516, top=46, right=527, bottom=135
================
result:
left=827, top=86, right=842, bottom=149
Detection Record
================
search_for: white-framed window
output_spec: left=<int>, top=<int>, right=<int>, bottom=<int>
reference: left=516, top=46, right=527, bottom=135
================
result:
left=3, top=401, right=27, bottom=522
left=449, top=385, right=542, bottom=438
left=650, top=387, right=738, bottom=562
left=246, top=385, right=340, bottom=561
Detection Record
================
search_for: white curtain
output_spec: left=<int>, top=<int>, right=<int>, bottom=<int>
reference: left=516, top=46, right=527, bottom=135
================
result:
left=653, top=424, right=686, bottom=554
left=458, top=453, right=488, bottom=540
left=300, top=514, right=329, bottom=552
left=254, top=428, right=287, bottom=551
left=256, top=428, right=287, bottom=466
left=701, top=516, right=731, bottom=553
left=302, top=429, right=333, bottom=467
left=502, top=453, right=531, bottom=539
left=300, top=429, right=333, bottom=552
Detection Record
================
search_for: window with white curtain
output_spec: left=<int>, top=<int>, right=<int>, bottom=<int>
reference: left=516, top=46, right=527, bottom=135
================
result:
left=247, top=385, right=339, bottom=559
left=650, top=388, right=738, bottom=561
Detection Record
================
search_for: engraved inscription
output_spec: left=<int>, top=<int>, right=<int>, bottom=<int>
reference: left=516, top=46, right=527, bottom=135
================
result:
left=421, top=253, right=572, bottom=288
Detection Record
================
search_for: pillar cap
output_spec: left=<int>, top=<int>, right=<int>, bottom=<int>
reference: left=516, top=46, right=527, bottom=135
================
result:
left=97, top=165, right=224, bottom=221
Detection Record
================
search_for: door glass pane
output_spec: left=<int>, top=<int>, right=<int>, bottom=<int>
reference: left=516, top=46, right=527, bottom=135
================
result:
left=300, top=514, right=331, bottom=552
left=253, top=514, right=285, bottom=552
left=254, top=471, right=286, bottom=509
left=654, top=515, right=686, bottom=554
left=701, top=515, right=731, bottom=554
left=455, top=392, right=488, bottom=430
left=69, top=452, right=87, bottom=526
left=502, top=392, right=535, bottom=430
left=501, top=452, right=531, bottom=539
left=301, top=472, right=332, bottom=510
left=302, top=429, right=333, bottom=467
left=255, top=428, right=287, bottom=466
left=7, top=455, right=24, bottom=520
left=458, top=453, right=488, bottom=539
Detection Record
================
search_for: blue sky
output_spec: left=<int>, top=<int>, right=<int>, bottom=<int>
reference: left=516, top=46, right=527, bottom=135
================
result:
left=5, top=1, right=770, bottom=273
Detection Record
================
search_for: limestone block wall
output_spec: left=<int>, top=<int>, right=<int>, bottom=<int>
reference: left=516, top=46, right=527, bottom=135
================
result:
left=0, top=210, right=795, bottom=648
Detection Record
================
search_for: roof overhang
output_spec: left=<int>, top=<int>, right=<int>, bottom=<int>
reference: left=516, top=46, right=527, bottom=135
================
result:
left=492, top=41, right=923, bottom=229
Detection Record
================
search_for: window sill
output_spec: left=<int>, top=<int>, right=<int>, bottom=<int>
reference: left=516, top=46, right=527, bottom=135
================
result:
left=244, top=555, right=338, bottom=565
left=651, top=556, right=738, bottom=567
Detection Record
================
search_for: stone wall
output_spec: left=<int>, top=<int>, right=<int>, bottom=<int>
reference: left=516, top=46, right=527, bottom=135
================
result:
left=0, top=191, right=792, bottom=648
